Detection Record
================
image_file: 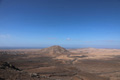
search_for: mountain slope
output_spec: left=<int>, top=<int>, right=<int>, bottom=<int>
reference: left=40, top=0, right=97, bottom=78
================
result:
left=40, top=45, right=70, bottom=56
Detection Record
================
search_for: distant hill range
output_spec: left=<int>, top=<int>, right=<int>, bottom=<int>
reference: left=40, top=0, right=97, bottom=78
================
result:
left=40, top=45, right=70, bottom=56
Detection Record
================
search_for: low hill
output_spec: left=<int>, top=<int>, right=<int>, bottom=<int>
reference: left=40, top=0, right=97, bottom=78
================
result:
left=40, top=45, right=70, bottom=56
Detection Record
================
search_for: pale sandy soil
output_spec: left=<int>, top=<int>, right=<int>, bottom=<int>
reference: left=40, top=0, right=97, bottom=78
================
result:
left=55, top=54, right=74, bottom=60
left=68, top=48, right=120, bottom=60
left=67, top=48, right=120, bottom=80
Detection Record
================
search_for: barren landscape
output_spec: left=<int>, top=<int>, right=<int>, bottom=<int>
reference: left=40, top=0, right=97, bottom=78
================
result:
left=0, top=46, right=120, bottom=80
left=1, top=0, right=120, bottom=80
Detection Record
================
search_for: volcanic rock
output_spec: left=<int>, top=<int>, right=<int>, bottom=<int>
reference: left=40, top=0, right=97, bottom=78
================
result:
left=0, top=62, right=21, bottom=71
left=40, top=45, right=70, bottom=56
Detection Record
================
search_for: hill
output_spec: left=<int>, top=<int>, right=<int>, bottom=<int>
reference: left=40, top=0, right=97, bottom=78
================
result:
left=40, top=45, right=70, bottom=56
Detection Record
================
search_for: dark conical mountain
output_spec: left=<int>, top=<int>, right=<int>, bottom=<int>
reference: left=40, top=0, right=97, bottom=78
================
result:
left=40, top=45, right=69, bottom=56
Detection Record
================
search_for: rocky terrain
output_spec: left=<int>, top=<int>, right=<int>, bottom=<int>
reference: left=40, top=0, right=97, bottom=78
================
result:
left=0, top=46, right=120, bottom=80
left=39, top=45, right=70, bottom=57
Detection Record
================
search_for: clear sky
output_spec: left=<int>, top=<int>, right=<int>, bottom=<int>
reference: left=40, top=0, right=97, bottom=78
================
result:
left=0, top=0, right=120, bottom=48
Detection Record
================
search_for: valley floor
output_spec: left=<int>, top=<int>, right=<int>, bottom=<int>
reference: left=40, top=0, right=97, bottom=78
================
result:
left=0, top=48, right=120, bottom=80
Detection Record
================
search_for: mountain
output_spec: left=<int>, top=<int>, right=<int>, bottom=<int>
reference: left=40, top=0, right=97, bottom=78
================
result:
left=40, top=45, right=70, bottom=56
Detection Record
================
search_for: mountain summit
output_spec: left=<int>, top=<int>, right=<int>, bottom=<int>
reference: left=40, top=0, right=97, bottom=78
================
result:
left=40, top=45, right=69, bottom=56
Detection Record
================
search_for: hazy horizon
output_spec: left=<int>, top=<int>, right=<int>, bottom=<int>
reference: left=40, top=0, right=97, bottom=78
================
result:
left=0, top=45, right=120, bottom=49
left=0, top=0, right=120, bottom=48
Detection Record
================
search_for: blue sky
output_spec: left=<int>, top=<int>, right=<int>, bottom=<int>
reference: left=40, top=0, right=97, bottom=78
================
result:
left=0, top=0, right=120, bottom=48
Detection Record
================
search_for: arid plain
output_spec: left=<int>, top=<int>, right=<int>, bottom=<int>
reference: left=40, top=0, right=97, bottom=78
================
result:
left=0, top=46, right=120, bottom=80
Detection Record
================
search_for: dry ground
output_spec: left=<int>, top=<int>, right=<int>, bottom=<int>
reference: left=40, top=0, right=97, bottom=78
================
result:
left=0, top=48, right=120, bottom=80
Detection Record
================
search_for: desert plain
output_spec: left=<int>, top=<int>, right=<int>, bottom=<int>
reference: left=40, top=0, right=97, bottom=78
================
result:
left=0, top=45, right=120, bottom=80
